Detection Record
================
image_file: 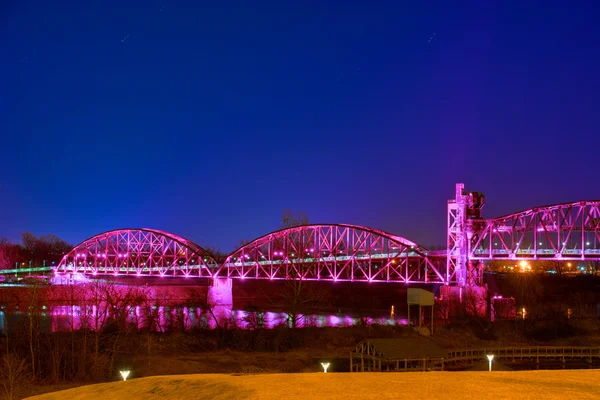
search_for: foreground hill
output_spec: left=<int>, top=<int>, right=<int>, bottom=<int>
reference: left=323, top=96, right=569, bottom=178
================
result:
left=28, top=370, right=600, bottom=400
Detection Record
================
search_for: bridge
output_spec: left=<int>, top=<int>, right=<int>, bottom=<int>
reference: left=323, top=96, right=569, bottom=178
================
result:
left=37, top=183, right=600, bottom=295
left=54, top=225, right=446, bottom=284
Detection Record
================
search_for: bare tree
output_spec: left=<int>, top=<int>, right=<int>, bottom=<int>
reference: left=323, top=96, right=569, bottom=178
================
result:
left=0, top=241, right=24, bottom=270
left=435, top=296, right=451, bottom=324
left=202, top=245, right=228, bottom=264
left=462, top=287, right=487, bottom=317
left=280, top=209, right=309, bottom=228
left=233, top=238, right=251, bottom=251
left=0, top=354, right=29, bottom=400
left=587, top=260, right=600, bottom=276
left=486, top=260, right=508, bottom=273
left=492, top=297, right=516, bottom=320
left=26, top=283, right=44, bottom=380
left=540, top=259, right=567, bottom=276
left=242, top=304, right=265, bottom=330
left=20, top=232, right=71, bottom=267
left=349, top=295, right=380, bottom=327
left=276, top=277, right=329, bottom=328
left=268, top=210, right=331, bottom=327
left=0, top=291, right=19, bottom=354
left=70, top=280, right=148, bottom=379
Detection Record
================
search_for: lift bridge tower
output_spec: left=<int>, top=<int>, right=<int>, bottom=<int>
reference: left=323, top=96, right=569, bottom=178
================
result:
left=447, top=183, right=486, bottom=287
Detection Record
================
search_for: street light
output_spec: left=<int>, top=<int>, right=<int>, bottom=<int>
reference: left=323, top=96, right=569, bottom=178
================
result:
left=120, top=370, right=130, bottom=381
left=321, top=363, right=330, bottom=373
left=487, top=355, right=494, bottom=371
left=519, top=261, right=530, bottom=272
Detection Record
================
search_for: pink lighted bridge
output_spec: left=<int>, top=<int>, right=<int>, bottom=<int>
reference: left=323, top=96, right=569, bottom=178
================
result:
left=55, top=184, right=600, bottom=287
left=56, top=225, right=446, bottom=284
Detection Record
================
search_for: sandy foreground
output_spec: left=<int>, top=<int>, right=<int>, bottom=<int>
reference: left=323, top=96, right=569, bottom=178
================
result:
left=28, top=370, right=600, bottom=400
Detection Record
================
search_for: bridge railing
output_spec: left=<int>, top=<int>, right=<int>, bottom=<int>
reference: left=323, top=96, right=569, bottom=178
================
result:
left=221, top=252, right=423, bottom=267
left=56, top=264, right=219, bottom=276
left=471, top=249, right=600, bottom=260
left=0, top=266, right=53, bottom=275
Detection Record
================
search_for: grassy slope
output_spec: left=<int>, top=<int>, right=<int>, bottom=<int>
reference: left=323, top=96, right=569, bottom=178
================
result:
left=28, top=371, right=600, bottom=400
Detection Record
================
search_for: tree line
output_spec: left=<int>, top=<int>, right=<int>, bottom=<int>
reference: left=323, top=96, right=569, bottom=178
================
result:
left=0, top=233, right=72, bottom=270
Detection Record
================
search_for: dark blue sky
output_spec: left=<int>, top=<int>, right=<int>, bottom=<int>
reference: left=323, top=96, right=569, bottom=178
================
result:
left=1, top=1, right=599, bottom=251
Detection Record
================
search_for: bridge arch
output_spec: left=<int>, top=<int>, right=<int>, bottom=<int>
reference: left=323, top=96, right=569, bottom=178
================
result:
left=470, top=200, right=600, bottom=260
left=56, top=228, right=218, bottom=277
left=215, top=223, right=445, bottom=283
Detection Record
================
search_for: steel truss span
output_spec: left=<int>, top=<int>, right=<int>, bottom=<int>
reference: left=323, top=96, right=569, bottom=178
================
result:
left=56, top=228, right=218, bottom=277
left=470, top=201, right=600, bottom=261
left=213, top=224, right=445, bottom=283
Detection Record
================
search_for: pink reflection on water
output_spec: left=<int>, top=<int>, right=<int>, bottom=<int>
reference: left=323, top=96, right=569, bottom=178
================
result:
left=35, top=304, right=408, bottom=333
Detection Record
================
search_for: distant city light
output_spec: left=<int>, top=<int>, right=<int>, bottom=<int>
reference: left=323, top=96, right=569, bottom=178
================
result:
left=519, top=261, right=531, bottom=272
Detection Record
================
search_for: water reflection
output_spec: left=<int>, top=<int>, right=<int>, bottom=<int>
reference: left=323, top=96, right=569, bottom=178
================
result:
left=1, top=305, right=407, bottom=332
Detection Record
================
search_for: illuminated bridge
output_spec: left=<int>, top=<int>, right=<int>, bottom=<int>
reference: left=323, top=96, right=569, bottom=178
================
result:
left=50, top=184, right=600, bottom=289
left=55, top=225, right=446, bottom=284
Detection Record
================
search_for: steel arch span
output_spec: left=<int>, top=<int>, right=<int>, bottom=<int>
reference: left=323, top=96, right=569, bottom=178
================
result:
left=56, top=228, right=218, bottom=277
left=470, top=201, right=600, bottom=261
left=214, top=224, right=446, bottom=283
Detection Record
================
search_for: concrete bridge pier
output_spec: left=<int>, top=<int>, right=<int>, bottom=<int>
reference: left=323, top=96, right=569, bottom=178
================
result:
left=207, top=278, right=233, bottom=307
left=207, top=278, right=233, bottom=325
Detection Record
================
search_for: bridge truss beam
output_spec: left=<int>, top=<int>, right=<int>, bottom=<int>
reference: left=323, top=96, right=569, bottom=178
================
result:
left=470, top=201, right=600, bottom=261
left=213, top=224, right=446, bottom=284
left=56, top=228, right=218, bottom=277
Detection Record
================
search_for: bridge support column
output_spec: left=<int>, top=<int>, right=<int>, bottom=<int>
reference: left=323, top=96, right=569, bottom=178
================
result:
left=447, top=183, right=485, bottom=286
left=207, top=278, right=233, bottom=326
left=208, top=278, right=233, bottom=307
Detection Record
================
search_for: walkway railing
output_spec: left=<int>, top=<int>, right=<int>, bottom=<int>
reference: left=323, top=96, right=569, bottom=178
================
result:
left=445, top=346, right=600, bottom=365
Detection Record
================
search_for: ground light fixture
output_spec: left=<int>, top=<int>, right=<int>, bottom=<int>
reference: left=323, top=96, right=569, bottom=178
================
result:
left=120, top=370, right=130, bottom=381
left=321, top=363, right=330, bottom=373
left=487, top=355, right=494, bottom=372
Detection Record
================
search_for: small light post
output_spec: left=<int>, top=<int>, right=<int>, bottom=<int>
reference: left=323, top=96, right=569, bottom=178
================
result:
left=487, top=355, right=494, bottom=372
left=321, top=363, right=330, bottom=373
left=120, top=370, right=130, bottom=381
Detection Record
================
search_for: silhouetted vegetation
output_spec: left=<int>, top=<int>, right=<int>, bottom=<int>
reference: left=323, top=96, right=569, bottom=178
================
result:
left=0, top=233, right=71, bottom=270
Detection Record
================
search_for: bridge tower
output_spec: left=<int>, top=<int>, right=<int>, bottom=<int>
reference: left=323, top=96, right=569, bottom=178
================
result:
left=447, top=183, right=485, bottom=287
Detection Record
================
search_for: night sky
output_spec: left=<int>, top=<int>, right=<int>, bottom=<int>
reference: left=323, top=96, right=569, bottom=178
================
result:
left=1, top=1, right=599, bottom=251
